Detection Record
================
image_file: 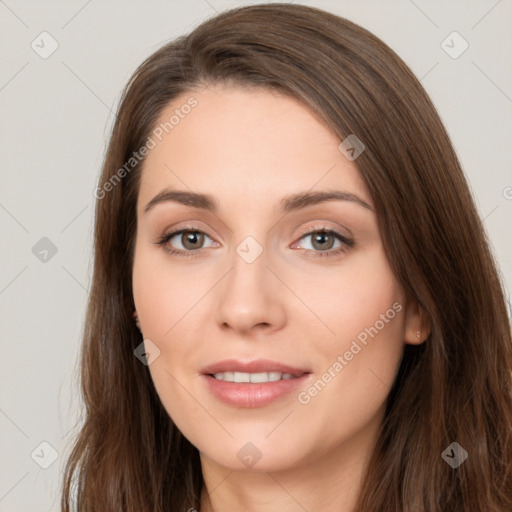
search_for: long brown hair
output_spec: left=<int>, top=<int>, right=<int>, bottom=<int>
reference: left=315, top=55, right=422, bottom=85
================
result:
left=61, top=3, right=512, bottom=511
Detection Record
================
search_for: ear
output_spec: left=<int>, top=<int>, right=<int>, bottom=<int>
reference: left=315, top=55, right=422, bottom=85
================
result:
left=403, top=295, right=430, bottom=345
left=133, top=310, right=141, bottom=330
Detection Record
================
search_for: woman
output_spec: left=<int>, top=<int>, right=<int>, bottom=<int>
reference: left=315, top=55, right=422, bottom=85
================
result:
left=61, top=3, right=512, bottom=511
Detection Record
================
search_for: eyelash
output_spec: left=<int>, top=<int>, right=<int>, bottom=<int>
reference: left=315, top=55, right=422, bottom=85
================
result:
left=154, top=225, right=355, bottom=259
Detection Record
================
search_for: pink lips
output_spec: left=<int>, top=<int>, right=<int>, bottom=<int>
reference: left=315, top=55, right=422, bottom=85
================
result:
left=201, top=358, right=310, bottom=376
left=201, top=358, right=312, bottom=408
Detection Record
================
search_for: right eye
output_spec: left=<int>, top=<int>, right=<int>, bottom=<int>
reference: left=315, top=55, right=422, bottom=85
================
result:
left=155, top=228, right=218, bottom=258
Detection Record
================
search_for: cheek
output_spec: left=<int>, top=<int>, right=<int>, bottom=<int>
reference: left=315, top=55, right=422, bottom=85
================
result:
left=289, top=246, right=405, bottom=358
left=293, top=253, right=406, bottom=440
left=132, top=244, right=207, bottom=339
left=132, top=247, right=206, bottom=436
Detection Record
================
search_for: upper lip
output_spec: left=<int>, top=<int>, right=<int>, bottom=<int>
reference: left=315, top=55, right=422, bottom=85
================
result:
left=201, top=359, right=310, bottom=376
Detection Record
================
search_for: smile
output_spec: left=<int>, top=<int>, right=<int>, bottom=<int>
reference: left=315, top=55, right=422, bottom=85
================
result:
left=212, top=371, right=301, bottom=383
left=200, top=359, right=312, bottom=408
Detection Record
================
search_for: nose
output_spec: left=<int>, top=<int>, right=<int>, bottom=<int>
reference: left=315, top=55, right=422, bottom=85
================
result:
left=214, top=242, right=287, bottom=336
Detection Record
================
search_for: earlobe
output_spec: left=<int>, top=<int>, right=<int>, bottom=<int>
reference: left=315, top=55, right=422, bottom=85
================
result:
left=133, top=310, right=142, bottom=332
left=413, top=328, right=427, bottom=344
left=403, top=296, right=430, bottom=345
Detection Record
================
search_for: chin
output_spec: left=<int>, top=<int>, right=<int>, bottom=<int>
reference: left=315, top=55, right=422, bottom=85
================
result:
left=200, top=446, right=301, bottom=473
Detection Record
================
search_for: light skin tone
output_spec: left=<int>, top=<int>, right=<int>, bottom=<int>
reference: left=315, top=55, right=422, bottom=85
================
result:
left=132, top=83, right=427, bottom=512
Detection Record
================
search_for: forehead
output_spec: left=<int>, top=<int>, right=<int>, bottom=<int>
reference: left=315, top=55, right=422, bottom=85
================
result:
left=137, top=84, right=371, bottom=212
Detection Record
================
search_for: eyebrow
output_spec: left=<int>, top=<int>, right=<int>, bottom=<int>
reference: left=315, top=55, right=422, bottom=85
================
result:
left=143, top=188, right=373, bottom=214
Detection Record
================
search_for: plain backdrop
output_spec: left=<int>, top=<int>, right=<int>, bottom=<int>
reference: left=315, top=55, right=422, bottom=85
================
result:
left=0, top=1, right=511, bottom=510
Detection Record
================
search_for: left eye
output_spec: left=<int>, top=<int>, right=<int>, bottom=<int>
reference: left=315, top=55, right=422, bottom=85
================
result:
left=295, top=230, right=345, bottom=251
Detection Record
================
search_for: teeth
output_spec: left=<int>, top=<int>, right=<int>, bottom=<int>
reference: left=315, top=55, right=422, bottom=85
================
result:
left=213, top=371, right=298, bottom=383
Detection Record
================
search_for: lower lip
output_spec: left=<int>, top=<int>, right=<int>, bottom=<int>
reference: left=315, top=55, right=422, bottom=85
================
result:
left=202, top=373, right=310, bottom=408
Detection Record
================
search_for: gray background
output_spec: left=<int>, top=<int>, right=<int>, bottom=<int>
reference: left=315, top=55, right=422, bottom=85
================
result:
left=0, top=0, right=510, bottom=510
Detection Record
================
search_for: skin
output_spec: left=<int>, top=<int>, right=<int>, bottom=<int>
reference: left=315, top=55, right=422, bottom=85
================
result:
left=132, top=83, right=426, bottom=512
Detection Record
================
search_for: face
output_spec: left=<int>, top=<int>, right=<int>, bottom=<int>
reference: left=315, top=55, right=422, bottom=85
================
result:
left=132, top=84, right=423, bottom=473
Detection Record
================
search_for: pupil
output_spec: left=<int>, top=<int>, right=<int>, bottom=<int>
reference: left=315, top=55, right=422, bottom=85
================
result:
left=184, top=231, right=203, bottom=249
left=314, top=231, right=333, bottom=250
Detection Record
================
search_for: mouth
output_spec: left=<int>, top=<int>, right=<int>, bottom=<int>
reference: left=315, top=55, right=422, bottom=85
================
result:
left=200, top=359, right=312, bottom=408
left=201, top=358, right=310, bottom=379
left=210, top=371, right=304, bottom=383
